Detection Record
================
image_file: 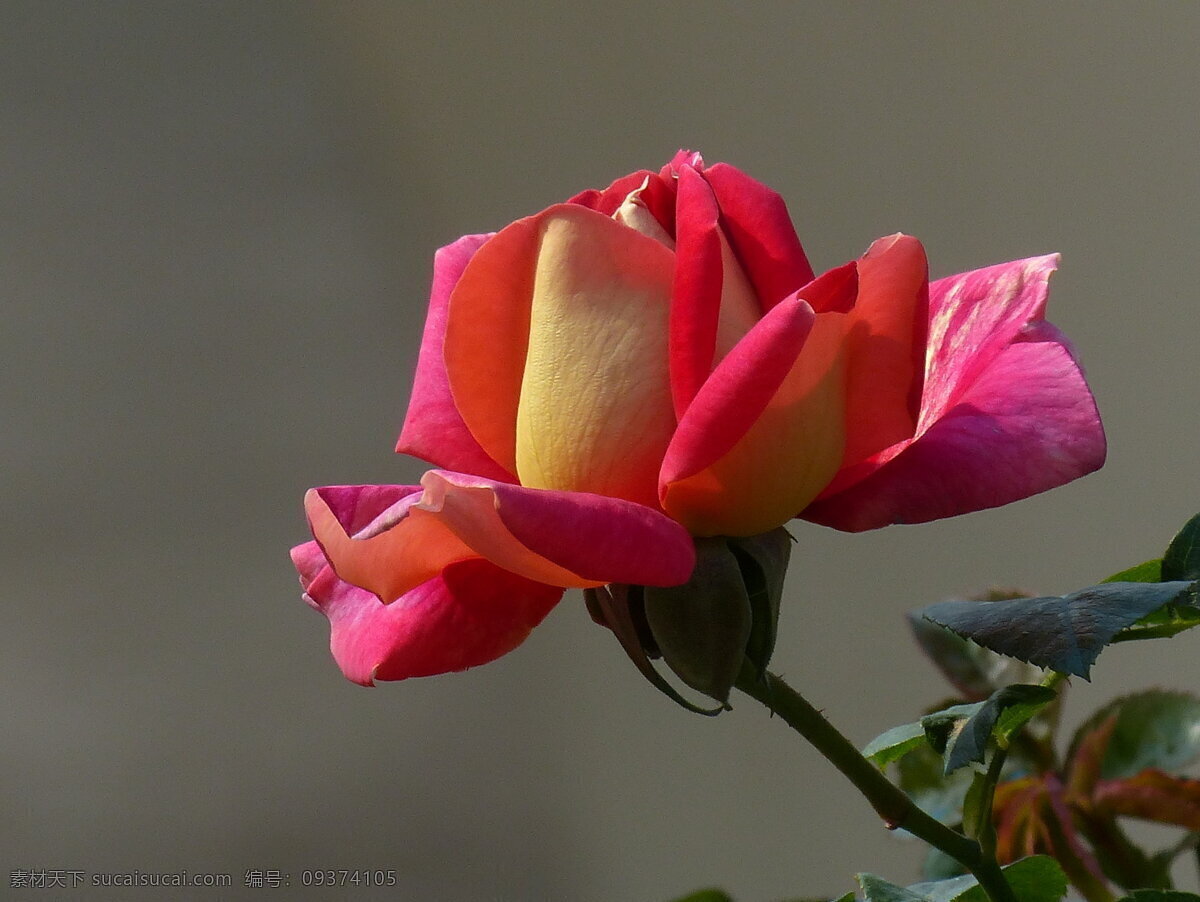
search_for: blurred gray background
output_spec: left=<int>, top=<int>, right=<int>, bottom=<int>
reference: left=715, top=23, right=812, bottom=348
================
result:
left=4, top=2, right=1198, bottom=900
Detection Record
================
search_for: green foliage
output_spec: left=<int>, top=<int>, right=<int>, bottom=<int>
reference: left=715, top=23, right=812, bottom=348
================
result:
left=957, top=857, right=1068, bottom=902
left=904, top=872, right=981, bottom=902
left=908, top=607, right=1042, bottom=702
left=915, top=582, right=1194, bottom=678
left=920, top=703, right=987, bottom=755
left=857, top=873, right=931, bottom=902
left=861, top=857, right=1068, bottom=902
left=897, top=743, right=975, bottom=827
left=1104, top=515, right=1200, bottom=642
left=669, top=891, right=735, bottom=902
left=862, top=694, right=1050, bottom=777
left=1103, top=560, right=1163, bottom=583
left=862, top=721, right=929, bottom=768
left=1110, top=600, right=1200, bottom=643
left=944, top=685, right=1058, bottom=774
left=1069, top=690, right=1200, bottom=780
left=886, top=511, right=1200, bottom=902
left=1162, top=512, right=1200, bottom=581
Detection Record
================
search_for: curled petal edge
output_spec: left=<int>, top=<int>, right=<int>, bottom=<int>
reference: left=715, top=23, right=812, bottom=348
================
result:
left=306, top=470, right=697, bottom=604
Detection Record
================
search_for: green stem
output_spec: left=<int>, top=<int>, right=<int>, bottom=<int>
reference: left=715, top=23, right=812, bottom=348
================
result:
left=972, top=745, right=1009, bottom=859
left=734, top=664, right=1015, bottom=902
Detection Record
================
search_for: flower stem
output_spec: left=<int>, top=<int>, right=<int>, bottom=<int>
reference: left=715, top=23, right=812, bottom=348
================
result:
left=972, top=744, right=1009, bottom=860
left=734, top=664, right=1015, bottom=902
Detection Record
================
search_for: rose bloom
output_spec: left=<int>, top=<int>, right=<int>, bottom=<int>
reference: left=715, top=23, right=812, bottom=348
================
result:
left=292, top=151, right=1105, bottom=684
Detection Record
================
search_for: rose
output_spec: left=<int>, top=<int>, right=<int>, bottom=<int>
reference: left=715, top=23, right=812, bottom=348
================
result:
left=398, top=151, right=855, bottom=535
left=293, top=151, right=1105, bottom=684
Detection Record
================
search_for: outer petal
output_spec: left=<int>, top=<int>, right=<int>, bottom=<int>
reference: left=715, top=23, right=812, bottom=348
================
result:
left=702, top=162, right=816, bottom=311
left=919, top=255, right=1062, bottom=428
left=306, top=470, right=697, bottom=604
left=396, top=234, right=515, bottom=481
left=513, top=205, right=677, bottom=507
left=805, top=283, right=1106, bottom=531
left=292, top=542, right=562, bottom=685
left=839, top=234, right=929, bottom=466
left=442, top=215, right=545, bottom=476
left=660, top=263, right=857, bottom=537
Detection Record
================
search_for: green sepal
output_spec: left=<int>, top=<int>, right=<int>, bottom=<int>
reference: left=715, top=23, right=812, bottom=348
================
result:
left=643, top=537, right=752, bottom=705
left=728, top=527, right=791, bottom=680
left=584, top=584, right=722, bottom=716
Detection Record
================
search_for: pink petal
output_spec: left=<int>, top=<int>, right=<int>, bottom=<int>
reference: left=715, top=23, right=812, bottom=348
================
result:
left=306, top=471, right=696, bottom=604
left=395, top=234, right=516, bottom=481
left=702, top=162, right=816, bottom=311
left=292, top=542, right=562, bottom=685
left=660, top=264, right=857, bottom=536
left=919, top=255, right=1060, bottom=428
left=804, top=320, right=1105, bottom=530
left=661, top=149, right=705, bottom=176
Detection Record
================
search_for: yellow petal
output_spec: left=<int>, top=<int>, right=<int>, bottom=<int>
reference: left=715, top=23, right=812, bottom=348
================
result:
left=515, top=206, right=677, bottom=507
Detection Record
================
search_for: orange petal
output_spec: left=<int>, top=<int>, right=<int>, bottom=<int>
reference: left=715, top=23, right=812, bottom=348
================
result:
left=305, top=471, right=698, bottom=604
left=661, top=266, right=856, bottom=537
left=442, top=214, right=544, bottom=476
left=305, top=481, right=591, bottom=603
left=841, top=234, right=928, bottom=465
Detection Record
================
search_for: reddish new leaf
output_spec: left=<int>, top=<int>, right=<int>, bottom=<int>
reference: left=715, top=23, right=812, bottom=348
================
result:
left=1094, top=769, right=1200, bottom=831
left=1067, top=714, right=1119, bottom=800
